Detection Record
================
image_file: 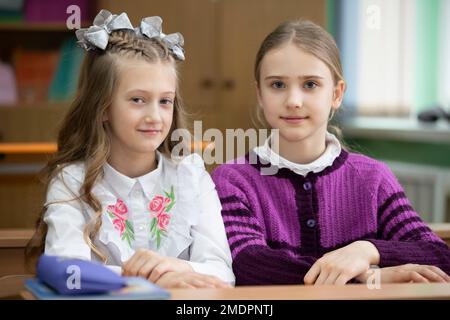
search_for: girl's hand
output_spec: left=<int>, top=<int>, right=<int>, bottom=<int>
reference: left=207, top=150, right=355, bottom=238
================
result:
left=122, top=249, right=193, bottom=283
left=356, top=264, right=450, bottom=284
left=154, top=271, right=232, bottom=289
left=304, top=240, right=380, bottom=285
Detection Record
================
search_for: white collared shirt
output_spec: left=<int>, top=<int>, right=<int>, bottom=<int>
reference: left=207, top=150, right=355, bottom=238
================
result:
left=44, top=152, right=235, bottom=284
left=253, top=132, right=342, bottom=176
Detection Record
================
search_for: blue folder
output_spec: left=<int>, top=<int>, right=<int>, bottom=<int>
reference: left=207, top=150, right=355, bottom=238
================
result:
left=25, top=255, right=170, bottom=300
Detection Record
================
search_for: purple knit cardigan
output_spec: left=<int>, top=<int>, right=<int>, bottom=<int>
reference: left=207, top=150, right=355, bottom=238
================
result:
left=211, top=150, right=450, bottom=285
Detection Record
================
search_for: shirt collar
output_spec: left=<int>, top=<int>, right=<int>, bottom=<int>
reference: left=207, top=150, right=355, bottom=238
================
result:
left=103, top=151, right=163, bottom=199
left=253, top=132, right=342, bottom=176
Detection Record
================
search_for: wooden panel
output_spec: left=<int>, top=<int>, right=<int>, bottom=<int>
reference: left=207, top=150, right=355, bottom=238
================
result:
left=0, top=248, right=30, bottom=278
left=0, top=175, right=44, bottom=228
left=0, top=105, right=68, bottom=142
left=0, top=229, right=34, bottom=247
left=0, top=229, right=35, bottom=281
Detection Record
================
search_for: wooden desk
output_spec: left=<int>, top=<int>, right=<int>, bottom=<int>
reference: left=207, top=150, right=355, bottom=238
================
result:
left=169, top=283, right=450, bottom=300
left=5, top=225, right=450, bottom=300
left=19, top=283, right=450, bottom=300
left=0, top=274, right=33, bottom=299
left=0, top=229, right=34, bottom=277
left=428, top=223, right=450, bottom=246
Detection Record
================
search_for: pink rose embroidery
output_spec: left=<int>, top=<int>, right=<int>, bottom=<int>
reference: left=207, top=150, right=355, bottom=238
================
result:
left=149, top=195, right=171, bottom=214
left=112, top=218, right=125, bottom=236
left=149, top=186, right=175, bottom=248
left=106, top=199, right=134, bottom=248
left=107, top=199, right=128, bottom=220
left=157, top=212, right=171, bottom=231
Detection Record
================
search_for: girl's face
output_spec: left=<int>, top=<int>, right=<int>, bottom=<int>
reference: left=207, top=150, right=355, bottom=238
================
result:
left=257, top=43, right=344, bottom=145
left=105, top=58, right=176, bottom=157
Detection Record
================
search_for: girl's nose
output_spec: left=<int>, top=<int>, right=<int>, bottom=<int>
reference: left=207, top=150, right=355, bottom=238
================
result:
left=145, top=102, right=162, bottom=122
left=286, top=89, right=303, bottom=109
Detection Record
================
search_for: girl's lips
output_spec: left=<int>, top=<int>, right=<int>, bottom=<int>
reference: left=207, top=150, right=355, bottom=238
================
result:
left=280, top=116, right=309, bottom=124
left=137, top=129, right=162, bottom=136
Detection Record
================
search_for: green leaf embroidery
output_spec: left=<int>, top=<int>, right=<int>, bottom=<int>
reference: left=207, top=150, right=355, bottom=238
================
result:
left=122, top=231, right=132, bottom=248
left=156, top=230, right=161, bottom=248
left=165, top=200, right=175, bottom=212
left=125, top=220, right=134, bottom=234
left=150, top=217, right=157, bottom=233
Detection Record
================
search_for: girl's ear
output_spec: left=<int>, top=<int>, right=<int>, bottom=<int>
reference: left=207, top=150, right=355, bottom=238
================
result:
left=102, top=109, right=109, bottom=122
left=332, top=80, right=346, bottom=110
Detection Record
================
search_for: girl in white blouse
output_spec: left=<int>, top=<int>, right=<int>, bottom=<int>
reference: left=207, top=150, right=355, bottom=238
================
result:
left=26, top=10, right=234, bottom=289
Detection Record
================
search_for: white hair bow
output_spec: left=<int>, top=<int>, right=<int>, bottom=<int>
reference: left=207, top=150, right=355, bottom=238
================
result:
left=76, top=10, right=185, bottom=60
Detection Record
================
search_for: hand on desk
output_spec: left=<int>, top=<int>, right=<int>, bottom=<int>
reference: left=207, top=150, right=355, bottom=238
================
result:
left=122, top=249, right=193, bottom=283
left=356, top=264, right=450, bottom=284
left=154, top=271, right=232, bottom=289
left=304, top=240, right=380, bottom=285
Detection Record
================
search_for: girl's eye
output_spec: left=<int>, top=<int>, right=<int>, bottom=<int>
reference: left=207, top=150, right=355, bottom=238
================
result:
left=131, top=97, right=145, bottom=104
left=271, top=81, right=286, bottom=89
left=160, top=98, right=174, bottom=105
left=304, top=81, right=317, bottom=89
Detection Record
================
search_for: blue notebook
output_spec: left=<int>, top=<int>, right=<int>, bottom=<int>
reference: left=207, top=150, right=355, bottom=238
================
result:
left=26, top=255, right=170, bottom=300
left=25, top=277, right=170, bottom=300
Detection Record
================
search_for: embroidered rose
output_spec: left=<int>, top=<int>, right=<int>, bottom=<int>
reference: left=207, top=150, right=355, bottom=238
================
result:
left=106, top=199, right=134, bottom=248
left=149, top=186, right=175, bottom=248
left=149, top=195, right=171, bottom=214
left=112, top=218, right=125, bottom=236
left=157, top=212, right=171, bottom=231
left=107, top=198, right=128, bottom=220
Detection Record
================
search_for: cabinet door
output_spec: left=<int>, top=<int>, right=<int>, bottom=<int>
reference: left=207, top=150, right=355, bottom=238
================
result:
left=216, top=0, right=326, bottom=130
left=97, top=0, right=217, bottom=127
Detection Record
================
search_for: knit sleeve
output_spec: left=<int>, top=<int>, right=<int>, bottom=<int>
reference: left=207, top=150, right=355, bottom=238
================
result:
left=212, top=165, right=317, bottom=285
left=366, top=163, right=450, bottom=274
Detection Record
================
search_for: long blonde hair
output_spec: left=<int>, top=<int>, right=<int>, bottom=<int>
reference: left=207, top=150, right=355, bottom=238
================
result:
left=253, top=19, right=345, bottom=138
left=25, top=30, right=189, bottom=271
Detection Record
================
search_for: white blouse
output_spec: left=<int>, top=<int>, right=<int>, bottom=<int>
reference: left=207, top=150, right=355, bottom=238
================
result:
left=44, top=152, right=235, bottom=284
left=253, top=131, right=342, bottom=176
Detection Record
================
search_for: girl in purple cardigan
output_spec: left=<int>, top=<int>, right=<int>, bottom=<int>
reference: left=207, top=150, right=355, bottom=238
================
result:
left=211, top=20, right=450, bottom=286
